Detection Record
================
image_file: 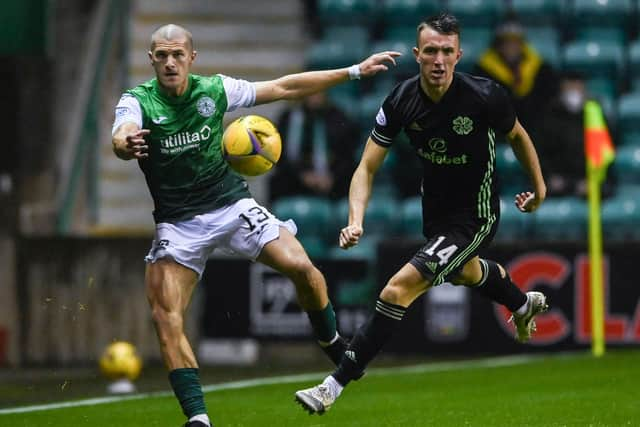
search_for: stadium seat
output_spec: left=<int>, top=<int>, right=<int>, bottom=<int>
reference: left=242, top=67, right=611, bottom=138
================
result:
left=457, top=37, right=491, bottom=73
left=574, top=27, right=627, bottom=45
left=445, top=0, right=505, bottom=28
left=331, top=196, right=401, bottom=240
left=271, top=196, right=332, bottom=237
left=586, top=78, right=617, bottom=101
left=510, top=0, right=565, bottom=26
left=628, top=40, right=640, bottom=82
left=495, top=143, right=527, bottom=196
left=610, top=145, right=640, bottom=185
left=401, top=196, right=422, bottom=236
left=562, top=40, right=625, bottom=79
left=602, top=194, right=640, bottom=240
left=296, top=236, right=329, bottom=259
left=305, top=38, right=367, bottom=71
left=371, top=38, right=415, bottom=79
left=379, top=0, right=441, bottom=27
left=569, top=0, right=633, bottom=32
left=327, top=237, right=377, bottom=261
left=531, top=197, right=587, bottom=241
left=617, top=92, right=640, bottom=134
left=335, top=274, right=377, bottom=305
left=316, top=0, right=378, bottom=26
left=526, top=26, right=561, bottom=68
left=494, top=198, right=526, bottom=242
left=620, top=130, right=640, bottom=147
left=322, top=25, right=370, bottom=47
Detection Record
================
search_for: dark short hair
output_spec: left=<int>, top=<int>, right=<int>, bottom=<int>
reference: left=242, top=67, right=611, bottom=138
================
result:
left=416, top=12, right=460, bottom=46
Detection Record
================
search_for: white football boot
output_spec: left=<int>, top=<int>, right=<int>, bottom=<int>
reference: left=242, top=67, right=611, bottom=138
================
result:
left=295, top=382, right=338, bottom=414
left=510, top=291, right=549, bottom=342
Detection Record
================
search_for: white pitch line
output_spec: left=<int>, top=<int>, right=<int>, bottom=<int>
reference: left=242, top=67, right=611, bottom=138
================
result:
left=0, top=353, right=549, bottom=415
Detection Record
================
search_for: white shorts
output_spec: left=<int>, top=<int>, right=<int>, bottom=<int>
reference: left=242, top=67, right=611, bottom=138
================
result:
left=145, top=198, right=297, bottom=277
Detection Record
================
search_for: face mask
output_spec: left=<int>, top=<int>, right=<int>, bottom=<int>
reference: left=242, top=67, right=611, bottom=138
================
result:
left=560, top=89, right=585, bottom=113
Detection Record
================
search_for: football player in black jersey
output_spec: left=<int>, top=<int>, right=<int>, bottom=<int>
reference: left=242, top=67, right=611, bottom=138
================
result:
left=295, top=12, right=548, bottom=415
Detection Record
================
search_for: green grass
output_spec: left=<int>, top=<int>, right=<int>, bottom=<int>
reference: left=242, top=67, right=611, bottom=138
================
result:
left=1, top=350, right=638, bottom=426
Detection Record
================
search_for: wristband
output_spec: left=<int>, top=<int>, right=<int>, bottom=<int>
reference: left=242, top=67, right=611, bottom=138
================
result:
left=348, top=64, right=361, bottom=80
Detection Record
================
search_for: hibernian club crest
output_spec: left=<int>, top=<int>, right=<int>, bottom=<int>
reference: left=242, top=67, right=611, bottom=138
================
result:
left=452, top=116, right=473, bottom=135
left=197, top=96, right=216, bottom=117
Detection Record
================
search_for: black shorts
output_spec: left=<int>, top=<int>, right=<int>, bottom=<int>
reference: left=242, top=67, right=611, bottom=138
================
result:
left=409, top=212, right=498, bottom=286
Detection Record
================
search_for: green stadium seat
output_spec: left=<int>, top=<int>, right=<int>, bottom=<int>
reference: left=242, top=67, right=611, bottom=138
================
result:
left=370, top=38, right=415, bottom=79
left=305, top=39, right=367, bottom=71
left=357, top=89, right=387, bottom=128
left=610, top=145, right=640, bottom=185
left=526, top=27, right=561, bottom=68
left=296, top=236, right=329, bottom=259
left=331, top=196, right=401, bottom=240
left=317, top=0, right=377, bottom=26
left=570, top=0, right=633, bottom=31
left=602, top=195, right=640, bottom=240
left=327, top=238, right=377, bottom=261
left=271, top=196, right=332, bottom=238
left=379, top=0, right=441, bottom=27
left=531, top=197, right=587, bottom=241
left=620, top=131, right=640, bottom=147
left=510, top=0, right=565, bottom=26
left=495, top=143, right=527, bottom=196
left=586, top=78, right=617, bottom=101
left=562, top=40, right=625, bottom=79
left=445, top=0, right=505, bottom=28
left=494, top=198, right=526, bottom=242
left=322, top=25, right=370, bottom=47
left=617, top=92, right=640, bottom=134
left=628, top=40, right=640, bottom=80
left=401, top=196, right=422, bottom=236
left=457, top=37, right=491, bottom=73
left=574, top=27, right=627, bottom=45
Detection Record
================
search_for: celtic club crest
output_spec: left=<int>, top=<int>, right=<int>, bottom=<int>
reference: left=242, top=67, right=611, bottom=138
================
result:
left=453, top=116, right=473, bottom=135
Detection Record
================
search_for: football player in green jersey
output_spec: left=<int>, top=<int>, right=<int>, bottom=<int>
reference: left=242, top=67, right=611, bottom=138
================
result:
left=111, top=24, right=400, bottom=427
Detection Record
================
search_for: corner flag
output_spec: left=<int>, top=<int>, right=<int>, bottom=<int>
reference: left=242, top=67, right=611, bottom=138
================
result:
left=583, top=100, right=615, bottom=357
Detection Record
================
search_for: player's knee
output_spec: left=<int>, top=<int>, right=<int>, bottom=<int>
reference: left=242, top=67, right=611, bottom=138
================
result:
left=380, top=276, right=411, bottom=305
left=284, top=254, right=317, bottom=282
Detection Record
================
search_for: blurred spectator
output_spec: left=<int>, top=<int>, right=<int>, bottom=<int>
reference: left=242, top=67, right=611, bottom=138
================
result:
left=473, top=16, right=557, bottom=135
left=536, top=71, right=614, bottom=198
left=270, top=91, right=361, bottom=201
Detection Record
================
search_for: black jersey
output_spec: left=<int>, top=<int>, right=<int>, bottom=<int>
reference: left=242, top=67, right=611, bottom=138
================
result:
left=371, top=72, right=516, bottom=222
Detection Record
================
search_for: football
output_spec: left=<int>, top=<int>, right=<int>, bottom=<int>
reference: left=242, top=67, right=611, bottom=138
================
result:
left=99, top=341, right=143, bottom=381
left=221, top=115, right=282, bottom=176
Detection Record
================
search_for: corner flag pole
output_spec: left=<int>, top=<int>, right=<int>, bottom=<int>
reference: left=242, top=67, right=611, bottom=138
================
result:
left=584, top=100, right=615, bottom=357
left=586, top=168, right=605, bottom=357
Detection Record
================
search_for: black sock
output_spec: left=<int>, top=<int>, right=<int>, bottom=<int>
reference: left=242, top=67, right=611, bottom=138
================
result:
left=332, top=298, right=406, bottom=386
left=472, top=259, right=527, bottom=312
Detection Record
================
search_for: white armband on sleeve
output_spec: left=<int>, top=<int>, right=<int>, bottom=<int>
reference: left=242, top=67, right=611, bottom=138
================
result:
left=220, top=74, right=256, bottom=112
left=112, top=93, right=143, bottom=135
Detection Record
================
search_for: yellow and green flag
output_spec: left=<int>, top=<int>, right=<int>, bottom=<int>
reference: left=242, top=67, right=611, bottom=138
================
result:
left=583, top=100, right=615, bottom=357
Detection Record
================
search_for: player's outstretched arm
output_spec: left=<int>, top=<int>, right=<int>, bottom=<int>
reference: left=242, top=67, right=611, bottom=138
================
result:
left=112, top=122, right=150, bottom=160
left=340, top=139, right=389, bottom=249
left=506, top=119, right=546, bottom=213
left=253, top=51, right=401, bottom=105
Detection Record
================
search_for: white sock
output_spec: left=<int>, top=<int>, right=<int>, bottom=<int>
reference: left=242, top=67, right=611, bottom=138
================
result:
left=323, top=375, right=343, bottom=397
left=515, top=294, right=530, bottom=316
left=189, top=414, right=211, bottom=426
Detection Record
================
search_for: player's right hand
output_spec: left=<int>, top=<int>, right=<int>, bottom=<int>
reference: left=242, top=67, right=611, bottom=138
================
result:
left=339, top=224, right=363, bottom=249
left=124, top=129, right=150, bottom=159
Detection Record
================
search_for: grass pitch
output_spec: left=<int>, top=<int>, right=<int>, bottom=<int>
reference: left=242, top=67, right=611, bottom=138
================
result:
left=1, top=349, right=637, bottom=426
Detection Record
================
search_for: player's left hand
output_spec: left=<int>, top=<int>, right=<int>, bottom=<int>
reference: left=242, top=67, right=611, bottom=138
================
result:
left=515, top=191, right=544, bottom=213
left=358, top=51, right=402, bottom=77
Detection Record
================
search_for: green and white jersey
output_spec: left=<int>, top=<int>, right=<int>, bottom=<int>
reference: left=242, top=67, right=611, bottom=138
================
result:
left=112, top=74, right=255, bottom=223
